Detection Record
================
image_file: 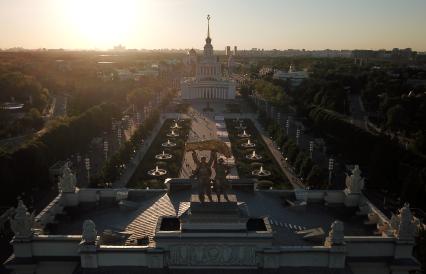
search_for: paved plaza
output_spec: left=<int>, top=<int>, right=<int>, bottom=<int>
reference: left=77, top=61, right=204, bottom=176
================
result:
left=180, top=104, right=239, bottom=179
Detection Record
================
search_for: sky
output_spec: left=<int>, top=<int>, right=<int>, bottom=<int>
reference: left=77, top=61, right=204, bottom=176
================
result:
left=0, top=0, right=425, bottom=51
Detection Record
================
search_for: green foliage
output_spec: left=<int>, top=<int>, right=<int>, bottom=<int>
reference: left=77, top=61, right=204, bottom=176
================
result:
left=0, top=103, right=119, bottom=207
left=126, top=119, right=191, bottom=188
left=386, top=104, right=408, bottom=130
left=0, top=71, right=50, bottom=111
left=253, top=80, right=290, bottom=108
left=126, top=87, right=155, bottom=109
left=306, top=165, right=327, bottom=189
left=225, top=119, right=292, bottom=189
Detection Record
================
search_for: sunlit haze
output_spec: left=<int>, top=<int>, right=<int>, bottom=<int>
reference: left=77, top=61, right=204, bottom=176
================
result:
left=1, top=0, right=426, bottom=50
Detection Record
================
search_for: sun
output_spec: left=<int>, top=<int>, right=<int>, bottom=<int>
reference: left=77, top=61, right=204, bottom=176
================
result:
left=64, top=0, right=141, bottom=48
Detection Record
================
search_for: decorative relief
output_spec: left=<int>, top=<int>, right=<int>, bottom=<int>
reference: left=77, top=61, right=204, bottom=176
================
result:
left=168, top=244, right=256, bottom=266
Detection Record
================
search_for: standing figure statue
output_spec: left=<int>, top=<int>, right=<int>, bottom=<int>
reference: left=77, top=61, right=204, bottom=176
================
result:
left=213, top=157, right=231, bottom=202
left=191, top=150, right=216, bottom=202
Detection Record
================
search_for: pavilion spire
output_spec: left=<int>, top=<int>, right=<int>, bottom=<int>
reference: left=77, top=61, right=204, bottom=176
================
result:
left=207, top=14, right=211, bottom=38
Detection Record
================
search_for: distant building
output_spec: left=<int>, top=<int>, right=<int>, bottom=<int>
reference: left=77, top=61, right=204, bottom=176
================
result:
left=181, top=16, right=236, bottom=100
left=225, top=46, right=231, bottom=56
left=183, top=48, right=197, bottom=76
left=112, top=44, right=126, bottom=51
left=259, top=66, right=273, bottom=77
left=115, top=67, right=159, bottom=82
left=234, top=45, right=238, bottom=56
left=272, top=64, right=308, bottom=86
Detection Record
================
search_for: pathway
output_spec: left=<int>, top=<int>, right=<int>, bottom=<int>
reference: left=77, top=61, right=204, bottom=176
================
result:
left=179, top=106, right=238, bottom=179
left=252, top=119, right=304, bottom=189
left=113, top=118, right=164, bottom=188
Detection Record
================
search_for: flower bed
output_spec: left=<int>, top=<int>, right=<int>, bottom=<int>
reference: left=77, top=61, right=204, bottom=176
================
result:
left=127, top=119, right=191, bottom=189
left=225, top=119, right=292, bottom=189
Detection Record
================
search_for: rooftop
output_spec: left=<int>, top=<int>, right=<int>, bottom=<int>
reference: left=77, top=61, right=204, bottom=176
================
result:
left=48, top=189, right=375, bottom=246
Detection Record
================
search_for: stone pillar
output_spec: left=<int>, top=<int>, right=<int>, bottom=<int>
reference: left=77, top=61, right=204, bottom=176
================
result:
left=10, top=199, right=34, bottom=258
left=59, top=164, right=79, bottom=206
left=79, top=219, right=98, bottom=269
left=344, top=165, right=365, bottom=207
left=324, top=221, right=346, bottom=269
left=147, top=248, right=165, bottom=268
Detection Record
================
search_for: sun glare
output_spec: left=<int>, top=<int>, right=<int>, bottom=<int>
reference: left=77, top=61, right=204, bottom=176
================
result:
left=64, top=0, right=141, bottom=48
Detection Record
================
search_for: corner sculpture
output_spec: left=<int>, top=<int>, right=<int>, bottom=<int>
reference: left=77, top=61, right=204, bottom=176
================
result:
left=10, top=199, right=34, bottom=238
left=58, top=163, right=77, bottom=193
left=82, top=219, right=97, bottom=244
left=186, top=140, right=232, bottom=203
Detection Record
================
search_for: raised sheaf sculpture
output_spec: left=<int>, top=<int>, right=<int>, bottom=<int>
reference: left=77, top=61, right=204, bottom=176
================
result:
left=10, top=199, right=34, bottom=238
left=185, top=140, right=232, bottom=158
left=324, top=220, right=345, bottom=247
left=391, top=203, right=418, bottom=240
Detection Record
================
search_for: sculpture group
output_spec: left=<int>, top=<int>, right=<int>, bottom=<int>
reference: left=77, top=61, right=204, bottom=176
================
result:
left=188, top=147, right=231, bottom=203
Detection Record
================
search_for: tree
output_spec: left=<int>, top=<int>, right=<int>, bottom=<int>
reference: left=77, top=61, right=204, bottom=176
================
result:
left=307, top=165, right=326, bottom=188
left=386, top=104, right=408, bottom=130
left=300, top=157, right=313, bottom=179
left=126, top=87, right=154, bottom=109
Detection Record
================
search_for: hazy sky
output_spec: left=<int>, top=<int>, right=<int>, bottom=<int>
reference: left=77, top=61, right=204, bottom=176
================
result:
left=1, top=0, right=425, bottom=51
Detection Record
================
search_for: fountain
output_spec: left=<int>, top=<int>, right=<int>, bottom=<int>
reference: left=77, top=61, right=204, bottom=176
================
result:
left=155, top=150, right=173, bottom=160
left=252, top=165, right=271, bottom=177
left=162, top=139, right=176, bottom=148
left=238, top=130, right=251, bottom=138
left=147, top=165, right=167, bottom=177
left=245, top=150, right=262, bottom=160
left=170, top=122, right=181, bottom=129
left=235, top=122, right=246, bottom=130
left=241, top=139, right=256, bottom=148
left=166, top=130, right=179, bottom=138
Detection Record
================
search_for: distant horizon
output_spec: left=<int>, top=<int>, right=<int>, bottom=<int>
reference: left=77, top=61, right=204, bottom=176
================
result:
left=1, top=0, right=426, bottom=51
left=1, top=47, right=424, bottom=53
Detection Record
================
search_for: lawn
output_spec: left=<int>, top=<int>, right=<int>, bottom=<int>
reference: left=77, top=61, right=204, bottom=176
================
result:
left=225, top=119, right=292, bottom=189
left=127, top=119, right=191, bottom=189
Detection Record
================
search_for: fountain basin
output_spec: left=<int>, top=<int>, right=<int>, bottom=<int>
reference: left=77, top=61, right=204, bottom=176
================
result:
left=148, top=166, right=167, bottom=176
left=241, top=139, right=256, bottom=148
left=166, top=130, right=179, bottom=138
left=155, top=151, right=173, bottom=160
left=162, top=140, right=177, bottom=148
left=170, top=122, right=181, bottom=129
left=238, top=130, right=251, bottom=138
left=235, top=123, right=246, bottom=130
left=246, top=150, right=262, bottom=160
left=252, top=166, right=271, bottom=177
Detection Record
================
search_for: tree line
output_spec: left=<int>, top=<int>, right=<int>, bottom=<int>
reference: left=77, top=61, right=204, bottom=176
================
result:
left=0, top=103, right=119, bottom=207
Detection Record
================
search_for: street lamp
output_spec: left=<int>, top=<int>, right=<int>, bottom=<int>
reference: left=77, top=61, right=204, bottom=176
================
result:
left=136, top=112, right=141, bottom=126
left=309, top=141, right=314, bottom=159
left=328, top=158, right=335, bottom=186
left=296, top=129, right=301, bottom=145
left=85, top=157, right=91, bottom=185
left=117, top=127, right=122, bottom=147
left=103, top=141, right=109, bottom=160
left=285, top=119, right=290, bottom=135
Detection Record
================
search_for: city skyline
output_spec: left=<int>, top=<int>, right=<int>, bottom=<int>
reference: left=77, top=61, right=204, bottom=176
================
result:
left=1, top=0, right=426, bottom=51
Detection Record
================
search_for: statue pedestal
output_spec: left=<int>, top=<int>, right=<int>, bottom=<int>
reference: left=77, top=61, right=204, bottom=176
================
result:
left=181, top=193, right=247, bottom=231
left=343, top=190, right=362, bottom=207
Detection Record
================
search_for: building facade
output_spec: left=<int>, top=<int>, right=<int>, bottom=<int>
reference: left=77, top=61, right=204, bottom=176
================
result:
left=273, top=64, right=309, bottom=86
left=181, top=16, right=236, bottom=100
